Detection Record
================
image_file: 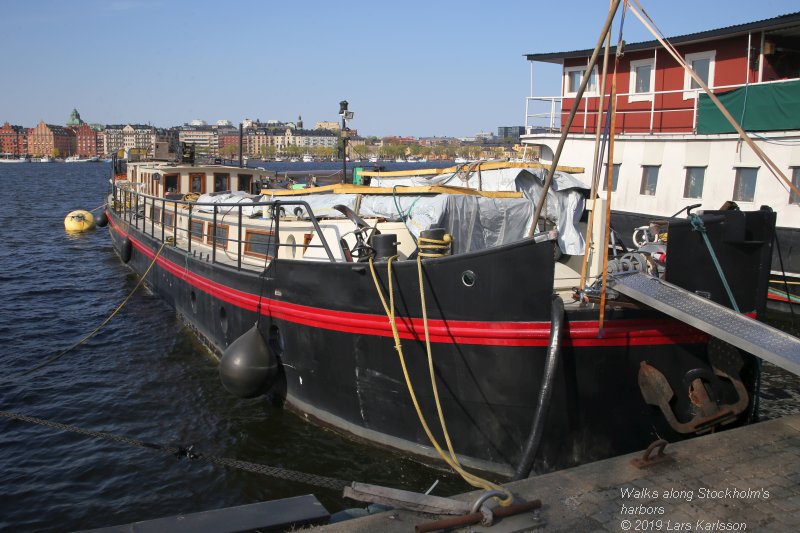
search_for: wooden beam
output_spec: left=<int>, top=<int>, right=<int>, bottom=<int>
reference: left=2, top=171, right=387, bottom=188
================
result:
left=261, top=183, right=523, bottom=198
left=360, top=161, right=584, bottom=177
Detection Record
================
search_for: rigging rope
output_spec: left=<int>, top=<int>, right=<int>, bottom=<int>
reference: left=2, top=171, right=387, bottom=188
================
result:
left=7, top=240, right=169, bottom=380
left=688, top=213, right=739, bottom=313
left=0, top=410, right=349, bottom=491
left=368, top=255, right=513, bottom=506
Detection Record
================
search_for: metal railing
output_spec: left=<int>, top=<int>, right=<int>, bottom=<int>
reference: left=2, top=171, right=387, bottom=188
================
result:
left=524, top=78, right=796, bottom=135
left=111, top=184, right=337, bottom=270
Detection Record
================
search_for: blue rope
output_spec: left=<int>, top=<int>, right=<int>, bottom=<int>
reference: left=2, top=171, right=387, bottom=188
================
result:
left=688, top=213, right=739, bottom=312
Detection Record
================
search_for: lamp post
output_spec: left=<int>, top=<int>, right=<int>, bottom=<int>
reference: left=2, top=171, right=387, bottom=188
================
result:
left=339, top=100, right=354, bottom=183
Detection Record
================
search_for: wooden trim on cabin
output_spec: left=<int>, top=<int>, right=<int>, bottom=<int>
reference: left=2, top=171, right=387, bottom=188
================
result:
left=213, top=173, right=230, bottom=193
left=189, top=173, right=206, bottom=194
left=190, top=219, right=205, bottom=242
left=206, top=223, right=230, bottom=249
left=244, top=228, right=276, bottom=259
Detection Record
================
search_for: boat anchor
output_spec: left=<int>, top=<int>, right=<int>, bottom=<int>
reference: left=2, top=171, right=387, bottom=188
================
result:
left=638, top=340, right=749, bottom=434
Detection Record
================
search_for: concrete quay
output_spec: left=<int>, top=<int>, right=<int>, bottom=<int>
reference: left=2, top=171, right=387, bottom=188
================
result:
left=315, top=415, right=800, bottom=532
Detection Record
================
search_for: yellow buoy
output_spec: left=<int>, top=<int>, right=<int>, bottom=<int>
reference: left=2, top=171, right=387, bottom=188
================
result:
left=64, top=210, right=96, bottom=232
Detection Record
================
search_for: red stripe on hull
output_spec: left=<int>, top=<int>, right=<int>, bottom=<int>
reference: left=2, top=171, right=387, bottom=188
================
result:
left=110, top=217, right=709, bottom=347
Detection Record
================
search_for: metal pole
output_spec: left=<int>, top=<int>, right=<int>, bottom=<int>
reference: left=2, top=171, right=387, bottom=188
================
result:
left=527, top=0, right=621, bottom=237
left=239, top=123, right=244, bottom=168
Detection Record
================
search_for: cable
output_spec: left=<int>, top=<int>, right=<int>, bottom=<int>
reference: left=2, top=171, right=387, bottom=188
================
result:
left=6, top=240, right=168, bottom=380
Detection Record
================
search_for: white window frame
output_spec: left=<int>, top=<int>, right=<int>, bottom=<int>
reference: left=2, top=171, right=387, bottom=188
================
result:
left=563, top=65, right=599, bottom=97
left=683, top=50, right=716, bottom=100
left=628, top=58, right=656, bottom=102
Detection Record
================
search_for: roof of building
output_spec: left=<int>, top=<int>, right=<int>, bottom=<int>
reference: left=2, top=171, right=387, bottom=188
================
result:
left=525, top=11, right=800, bottom=63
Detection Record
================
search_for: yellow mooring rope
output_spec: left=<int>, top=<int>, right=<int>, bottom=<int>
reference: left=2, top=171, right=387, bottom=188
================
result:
left=368, top=251, right=513, bottom=506
left=18, top=240, right=169, bottom=377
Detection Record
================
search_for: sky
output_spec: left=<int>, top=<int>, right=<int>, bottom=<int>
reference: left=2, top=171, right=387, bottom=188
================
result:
left=2, top=0, right=798, bottom=137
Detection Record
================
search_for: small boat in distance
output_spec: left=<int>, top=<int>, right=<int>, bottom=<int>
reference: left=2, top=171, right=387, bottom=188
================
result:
left=39, top=156, right=53, bottom=163
left=0, top=156, right=29, bottom=163
left=65, top=155, right=100, bottom=163
left=453, top=156, right=468, bottom=164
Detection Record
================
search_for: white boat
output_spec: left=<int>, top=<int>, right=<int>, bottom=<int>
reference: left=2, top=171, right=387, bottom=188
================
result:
left=0, top=156, right=29, bottom=163
left=302, top=154, right=314, bottom=163
left=289, top=157, right=300, bottom=163
left=453, top=157, right=468, bottom=164
left=39, top=156, right=53, bottom=163
left=368, top=156, right=378, bottom=163
left=521, top=10, right=800, bottom=310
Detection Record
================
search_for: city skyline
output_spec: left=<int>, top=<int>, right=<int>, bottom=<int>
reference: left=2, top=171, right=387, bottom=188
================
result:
left=2, top=0, right=797, bottom=137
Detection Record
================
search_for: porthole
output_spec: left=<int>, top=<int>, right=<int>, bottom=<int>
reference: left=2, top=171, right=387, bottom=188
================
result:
left=190, top=290, right=197, bottom=313
left=220, top=306, right=229, bottom=334
left=286, top=234, right=297, bottom=258
left=461, top=270, right=476, bottom=287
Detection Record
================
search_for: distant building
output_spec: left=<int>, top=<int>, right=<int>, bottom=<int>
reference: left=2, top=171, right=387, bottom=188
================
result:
left=0, top=122, right=27, bottom=156
left=497, top=126, right=525, bottom=141
left=74, top=123, right=99, bottom=157
left=103, top=125, right=125, bottom=157
left=179, top=124, right=217, bottom=156
left=27, top=121, right=75, bottom=157
left=315, top=121, right=340, bottom=132
left=66, top=108, right=84, bottom=127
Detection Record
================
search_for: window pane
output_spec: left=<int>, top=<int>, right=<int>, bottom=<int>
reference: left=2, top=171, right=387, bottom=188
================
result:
left=690, top=58, right=710, bottom=89
left=602, top=164, right=620, bottom=191
left=635, top=64, right=651, bottom=93
left=684, top=167, right=705, bottom=198
left=208, top=224, right=228, bottom=248
left=791, top=168, right=800, bottom=204
left=568, top=70, right=584, bottom=93
left=640, top=166, right=659, bottom=195
left=191, top=176, right=203, bottom=193
left=214, top=173, right=229, bottom=192
left=190, top=220, right=204, bottom=240
left=246, top=231, right=276, bottom=257
left=733, top=168, right=757, bottom=202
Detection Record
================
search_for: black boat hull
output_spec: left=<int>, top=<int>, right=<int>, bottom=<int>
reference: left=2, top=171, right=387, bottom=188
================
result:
left=107, top=211, right=760, bottom=476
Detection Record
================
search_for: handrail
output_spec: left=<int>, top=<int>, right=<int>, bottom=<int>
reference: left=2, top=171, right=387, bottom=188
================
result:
left=110, top=184, right=337, bottom=264
left=525, top=77, right=800, bottom=135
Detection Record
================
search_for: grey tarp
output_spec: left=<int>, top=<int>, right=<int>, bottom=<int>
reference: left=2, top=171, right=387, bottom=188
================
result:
left=369, top=167, right=589, bottom=255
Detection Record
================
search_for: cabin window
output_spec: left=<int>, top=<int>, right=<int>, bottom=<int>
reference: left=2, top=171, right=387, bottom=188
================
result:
left=206, top=223, right=229, bottom=249
left=628, top=58, right=655, bottom=102
left=190, top=173, right=205, bottom=194
left=564, top=65, right=598, bottom=97
left=790, top=168, right=800, bottom=205
left=683, top=51, right=715, bottom=99
left=733, top=167, right=758, bottom=202
left=238, top=174, right=253, bottom=193
left=213, top=173, right=230, bottom=193
left=190, top=220, right=205, bottom=242
left=244, top=229, right=276, bottom=259
left=602, top=163, right=620, bottom=192
left=684, top=167, right=706, bottom=199
left=163, top=174, right=179, bottom=193
left=640, top=166, right=660, bottom=196
left=163, top=210, right=175, bottom=228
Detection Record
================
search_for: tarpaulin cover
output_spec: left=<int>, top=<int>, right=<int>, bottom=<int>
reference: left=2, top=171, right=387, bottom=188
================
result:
left=369, top=167, right=588, bottom=254
left=697, top=79, right=800, bottom=134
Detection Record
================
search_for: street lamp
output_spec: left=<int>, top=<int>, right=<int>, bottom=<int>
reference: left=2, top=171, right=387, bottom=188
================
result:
left=339, top=100, right=355, bottom=183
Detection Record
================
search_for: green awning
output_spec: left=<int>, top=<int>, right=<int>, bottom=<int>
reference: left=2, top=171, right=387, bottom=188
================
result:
left=697, top=79, right=800, bottom=134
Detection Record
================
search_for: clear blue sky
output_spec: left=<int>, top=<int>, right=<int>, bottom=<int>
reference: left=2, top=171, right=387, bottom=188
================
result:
left=2, top=0, right=797, bottom=137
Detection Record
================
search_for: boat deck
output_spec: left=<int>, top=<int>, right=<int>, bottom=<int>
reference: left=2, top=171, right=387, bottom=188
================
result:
left=315, top=414, right=800, bottom=532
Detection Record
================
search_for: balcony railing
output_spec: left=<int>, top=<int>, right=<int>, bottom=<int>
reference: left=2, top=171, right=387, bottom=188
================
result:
left=524, top=78, right=797, bottom=136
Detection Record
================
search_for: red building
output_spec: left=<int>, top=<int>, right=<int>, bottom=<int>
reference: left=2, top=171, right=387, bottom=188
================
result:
left=0, top=122, right=27, bottom=156
left=526, top=12, right=800, bottom=135
left=73, top=123, right=99, bottom=157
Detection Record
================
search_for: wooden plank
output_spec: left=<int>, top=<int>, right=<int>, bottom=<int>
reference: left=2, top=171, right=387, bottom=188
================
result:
left=343, top=482, right=471, bottom=515
left=360, top=161, right=585, bottom=177
left=78, top=495, right=329, bottom=533
left=261, top=184, right=523, bottom=198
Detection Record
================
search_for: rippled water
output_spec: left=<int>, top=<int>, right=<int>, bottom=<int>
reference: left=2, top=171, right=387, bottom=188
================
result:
left=0, top=162, right=797, bottom=532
